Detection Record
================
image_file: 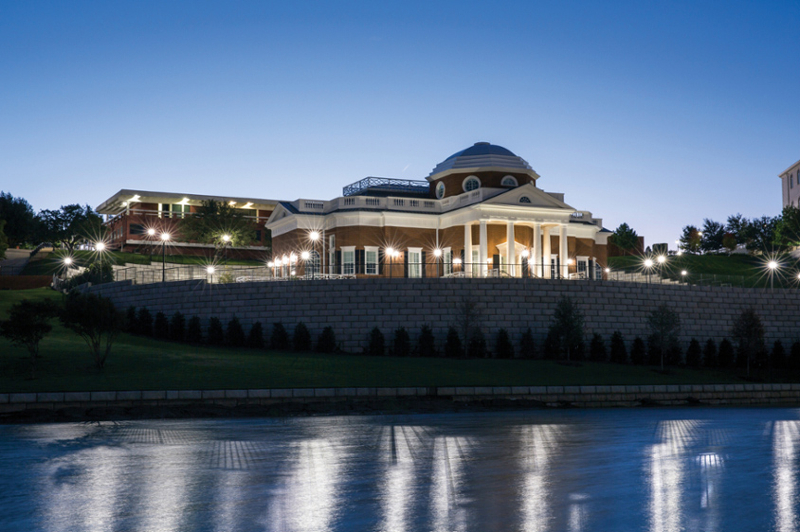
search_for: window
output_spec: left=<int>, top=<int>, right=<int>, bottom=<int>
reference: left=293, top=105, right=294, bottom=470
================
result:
left=444, top=247, right=452, bottom=275
left=463, top=176, right=481, bottom=192
left=160, top=203, right=189, bottom=219
left=501, top=175, right=518, bottom=187
left=408, top=247, right=422, bottom=278
left=308, top=250, right=321, bottom=276
left=435, top=182, right=446, bottom=199
left=342, top=246, right=355, bottom=275
left=328, top=235, right=335, bottom=275
left=255, top=230, right=262, bottom=242
left=365, top=246, right=378, bottom=275
left=792, top=173, right=794, bottom=189
left=129, top=223, right=146, bottom=235
left=519, top=196, right=531, bottom=204
left=577, top=257, right=589, bottom=279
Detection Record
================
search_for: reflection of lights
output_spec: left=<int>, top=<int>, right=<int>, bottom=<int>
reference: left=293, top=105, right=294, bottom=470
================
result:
left=520, top=425, right=561, bottom=531
left=648, top=420, right=698, bottom=532
left=774, top=421, right=800, bottom=532
left=380, top=426, right=417, bottom=531
left=432, top=437, right=470, bottom=531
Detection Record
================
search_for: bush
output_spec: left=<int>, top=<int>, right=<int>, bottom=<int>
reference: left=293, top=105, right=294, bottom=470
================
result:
left=589, top=333, right=607, bottom=362
left=187, top=316, right=203, bottom=343
left=519, top=328, right=536, bottom=359
left=60, top=292, right=123, bottom=370
left=366, top=327, right=385, bottom=356
left=444, top=327, right=462, bottom=358
left=317, top=326, right=337, bottom=353
left=631, top=337, right=646, bottom=365
left=247, top=322, right=264, bottom=349
left=125, top=306, right=137, bottom=333
left=271, top=323, right=290, bottom=350
left=467, top=329, right=488, bottom=358
left=718, top=338, right=735, bottom=368
left=686, top=339, right=702, bottom=367
left=392, top=327, right=411, bottom=357
left=207, top=317, right=224, bottom=346
left=136, top=308, right=153, bottom=337
left=495, top=329, right=514, bottom=359
left=153, top=312, right=169, bottom=340
left=169, top=312, right=185, bottom=342
left=293, top=322, right=312, bottom=352
left=772, top=340, right=786, bottom=370
left=417, top=325, right=437, bottom=357
left=791, top=341, right=800, bottom=370
left=609, top=331, right=627, bottom=364
left=226, top=316, right=245, bottom=347
left=0, top=298, right=57, bottom=379
left=703, top=339, right=718, bottom=368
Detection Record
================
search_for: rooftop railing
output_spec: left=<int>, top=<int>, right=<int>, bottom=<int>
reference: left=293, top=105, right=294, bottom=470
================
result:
left=342, top=177, right=430, bottom=197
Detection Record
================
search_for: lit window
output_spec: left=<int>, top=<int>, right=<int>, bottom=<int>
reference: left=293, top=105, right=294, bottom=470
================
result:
left=436, top=181, right=446, bottom=199
left=444, top=247, right=452, bottom=275
left=342, top=246, right=355, bottom=275
left=408, top=247, right=422, bottom=278
left=501, top=175, right=518, bottom=187
left=365, top=247, right=378, bottom=275
left=463, top=176, right=481, bottom=192
left=520, top=196, right=531, bottom=203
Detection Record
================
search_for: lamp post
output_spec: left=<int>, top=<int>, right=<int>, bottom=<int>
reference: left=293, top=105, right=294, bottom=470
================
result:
left=433, top=248, right=442, bottom=277
left=309, top=231, right=320, bottom=278
left=63, top=257, right=73, bottom=283
left=221, top=234, right=231, bottom=265
left=206, top=265, right=215, bottom=283
left=386, top=247, right=394, bottom=279
left=657, top=255, right=666, bottom=283
left=768, top=261, right=778, bottom=289
left=160, top=232, right=170, bottom=282
left=301, top=251, right=310, bottom=279
left=644, top=258, right=654, bottom=284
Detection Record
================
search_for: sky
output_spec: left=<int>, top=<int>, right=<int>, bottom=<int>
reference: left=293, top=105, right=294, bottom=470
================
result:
left=1, top=0, right=799, bottom=247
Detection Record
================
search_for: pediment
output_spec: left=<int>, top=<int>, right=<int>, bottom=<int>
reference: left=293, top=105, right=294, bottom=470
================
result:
left=483, top=183, right=575, bottom=211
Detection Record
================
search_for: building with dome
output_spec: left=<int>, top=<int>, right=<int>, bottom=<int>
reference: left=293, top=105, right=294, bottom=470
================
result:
left=267, top=142, right=611, bottom=279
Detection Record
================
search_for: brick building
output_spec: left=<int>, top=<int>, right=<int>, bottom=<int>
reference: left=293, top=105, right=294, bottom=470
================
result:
left=267, top=142, right=612, bottom=279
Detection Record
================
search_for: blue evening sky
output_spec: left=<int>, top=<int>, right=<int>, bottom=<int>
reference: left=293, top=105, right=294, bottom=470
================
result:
left=1, top=0, right=798, bottom=247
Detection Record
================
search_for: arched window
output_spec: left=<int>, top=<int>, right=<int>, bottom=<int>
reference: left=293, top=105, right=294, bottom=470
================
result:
left=435, top=181, right=446, bottom=199
left=463, top=176, right=481, bottom=192
left=501, top=175, right=518, bottom=187
left=519, top=196, right=531, bottom=204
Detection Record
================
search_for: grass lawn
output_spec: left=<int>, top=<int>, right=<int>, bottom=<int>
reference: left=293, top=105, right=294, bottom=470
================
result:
left=0, top=288, right=750, bottom=393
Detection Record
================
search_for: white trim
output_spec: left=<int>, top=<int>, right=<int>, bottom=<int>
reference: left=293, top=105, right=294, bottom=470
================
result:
left=435, top=181, right=446, bottom=199
left=462, top=175, right=481, bottom=192
left=408, top=247, right=422, bottom=278
left=501, top=175, right=518, bottom=187
left=342, top=245, right=356, bottom=275
left=443, top=246, right=452, bottom=275
left=364, top=245, right=379, bottom=275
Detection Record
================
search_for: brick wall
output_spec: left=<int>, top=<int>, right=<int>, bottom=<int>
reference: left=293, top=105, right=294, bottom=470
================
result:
left=84, top=278, right=800, bottom=352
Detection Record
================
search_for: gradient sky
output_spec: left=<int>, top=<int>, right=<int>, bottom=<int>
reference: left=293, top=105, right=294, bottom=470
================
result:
left=1, top=0, right=799, bottom=247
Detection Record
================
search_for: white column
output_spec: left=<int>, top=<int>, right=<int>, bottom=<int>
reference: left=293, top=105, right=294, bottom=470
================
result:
left=542, top=226, right=551, bottom=278
left=532, top=223, right=541, bottom=278
left=464, top=223, right=472, bottom=276
left=479, top=220, right=488, bottom=277
left=506, top=221, right=516, bottom=276
left=559, top=224, right=568, bottom=278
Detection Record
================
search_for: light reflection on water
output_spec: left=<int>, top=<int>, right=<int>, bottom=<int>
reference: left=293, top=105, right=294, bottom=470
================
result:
left=1, top=408, right=800, bottom=531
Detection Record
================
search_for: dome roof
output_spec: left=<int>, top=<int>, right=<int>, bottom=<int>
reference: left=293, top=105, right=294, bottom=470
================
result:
left=428, top=142, right=533, bottom=178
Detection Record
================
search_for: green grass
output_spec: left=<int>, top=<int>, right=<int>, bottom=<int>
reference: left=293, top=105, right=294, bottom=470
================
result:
left=21, top=250, right=264, bottom=275
left=0, top=288, right=750, bottom=393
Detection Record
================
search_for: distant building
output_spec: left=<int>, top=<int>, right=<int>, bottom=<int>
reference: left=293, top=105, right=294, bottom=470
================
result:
left=780, top=158, right=800, bottom=209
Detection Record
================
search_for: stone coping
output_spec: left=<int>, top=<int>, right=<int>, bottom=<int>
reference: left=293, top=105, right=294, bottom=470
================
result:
left=3, top=383, right=800, bottom=404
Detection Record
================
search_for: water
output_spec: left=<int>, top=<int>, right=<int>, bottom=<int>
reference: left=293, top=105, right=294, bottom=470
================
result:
left=0, top=407, right=797, bottom=531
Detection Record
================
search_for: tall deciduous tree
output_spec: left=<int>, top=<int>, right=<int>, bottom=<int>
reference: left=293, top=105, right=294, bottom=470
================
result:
left=0, top=220, right=8, bottom=260
left=647, top=304, right=681, bottom=371
left=60, top=292, right=123, bottom=370
left=679, top=225, right=701, bottom=254
left=731, top=308, right=765, bottom=377
left=726, top=214, right=749, bottom=245
left=700, top=219, right=725, bottom=253
left=744, top=215, right=779, bottom=254
left=774, top=206, right=800, bottom=249
left=612, top=223, right=639, bottom=255
left=549, top=296, right=584, bottom=362
left=0, top=192, right=38, bottom=247
left=38, top=204, right=103, bottom=252
left=0, top=299, right=57, bottom=378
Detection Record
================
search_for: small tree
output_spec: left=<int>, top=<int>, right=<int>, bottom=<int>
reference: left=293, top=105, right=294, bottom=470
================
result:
left=444, top=327, right=462, bottom=358
left=495, top=329, right=514, bottom=359
left=609, top=331, right=627, bottom=363
left=0, top=299, right=57, bottom=378
left=703, top=339, right=718, bottom=368
left=169, top=312, right=186, bottom=342
left=549, top=296, right=584, bottom=361
left=686, top=339, right=702, bottom=367
left=647, top=304, right=681, bottom=370
left=519, top=328, right=536, bottom=359
left=316, top=327, right=337, bottom=353
left=367, top=327, right=385, bottom=356
left=731, top=308, right=764, bottom=377
left=247, top=322, right=264, bottom=349
left=186, top=316, right=203, bottom=343
left=589, top=333, right=607, bottom=362
left=630, top=337, right=646, bottom=365
left=136, top=307, right=153, bottom=337
left=392, top=327, right=411, bottom=357
left=417, top=325, right=437, bottom=357
left=153, top=312, right=169, bottom=340
left=207, top=317, right=224, bottom=346
left=467, top=329, right=488, bottom=358
left=271, top=323, right=290, bottom=350
left=611, top=223, right=639, bottom=255
left=60, top=292, right=123, bottom=369
left=226, top=316, right=245, bottom=347
left=718, top=338, right=735, bottom=368
left=293, top=322, right=311, bottom=351
left=679, top=225, right=701, bottom=254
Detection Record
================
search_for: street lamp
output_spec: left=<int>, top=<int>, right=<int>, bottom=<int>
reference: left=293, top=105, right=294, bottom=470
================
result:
left=308, top=230, right=321, bottom=277
left=386, top=247, right=395, bottom=278
left=453, top=257, right=462, bottom=274
left=644, top=258, right=654, bottom=284
left=433, top=248, right=442, bottom=277
left=63, top=257, right=73, bottom=282
left=206, top=265, right=215, bottom=283
left=95, top=242, right=106, bottom=252
left=768, top=260, right=778, bottom=289
left=160, top=232, right=170, bottom=282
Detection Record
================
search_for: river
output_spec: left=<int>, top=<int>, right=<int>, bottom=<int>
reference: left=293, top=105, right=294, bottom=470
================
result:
left=0, top=407, right=797, bottom=531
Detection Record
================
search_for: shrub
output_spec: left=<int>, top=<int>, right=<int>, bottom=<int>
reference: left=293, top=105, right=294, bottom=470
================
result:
left=589, top=333, right=606, bottom=362
left=153, top=312, right=169, bottom=340
left=549, top=296, right=584, bottom=361
left=125, top=306, right=137, bottom=333
left=772, top=340, right=786, bottom=370
left=686, top=339, right=702, bottom=367
left=186, top=316, right=203, bottom=343
left=609, top=331, right=627, bottom=364
left=247, top=322, right=264, bottom=349
left=136, top=308, right=153, bottom=337
left=207, top=317, right=224, bottom=346
left=791, top=341, right=800, bottom=370
left=519, top=328, right=536, bottom=359
left=271, top=323, right=290, bottom=350
left=467, top=329, right=488, bottom=358
left=367, top=327, right=385, bottom=356
left=495, top=329, right=514, bottom=359
left=703, top=339, right=718, bottom=368
left=293, top=322, right=312, bottom=352
left=647, top=304, right=681, bottom=370
left=630, top=337, right=646, bottom=365
left=317, top=326, right=337, bottom=353
left=226, top=316, right=245, bottom=347
left=731, top=308, right=765, bottom=376
left=417, top=325, right=436, bottom=357
left=0, top=298, right=57, bottom=378
left=444, top=327, right=462, bottom=358
left=169, top=312, right=185, bottom=342
left=718, top=339, right=735, bottom=368
left=60, top=292, right=123, bottom=370
left=392, top=327, right=411, bottom=357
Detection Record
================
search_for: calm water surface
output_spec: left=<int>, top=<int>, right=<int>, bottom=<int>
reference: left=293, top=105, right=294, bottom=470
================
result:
left=0, top=407, right=798, bottom=531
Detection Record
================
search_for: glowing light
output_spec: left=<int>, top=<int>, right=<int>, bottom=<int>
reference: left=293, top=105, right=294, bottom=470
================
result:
left=228, top=201, right=236, bottom=206
left=95, top=242, right=106, bottom=251
left=453, top=258, right=462, bottom=265
left=309, top=231, right=320, bottom=241
left=179, top=197, right=190, bottom=205
left=268, top=261, right=274, bottom=268
left=63, top=257, right=73, bottom=266
left=160, top=232, right=170, bottom=241
left=291, top=270, right=296, bottom=275
left=604, top=267, right=611, bottom=273
left=567, top=258, right=574, bottom=265
left=393, top=251, right=400, bottom=258
left=681, top=270, right=687, bottom=276
left=206, top=266, right=215, bottom=274
left=241, top=202, right=253, bottom=209
left=677, top=250, right=683, bottom=256
left=147, top=228, right=156, bottom=236
left=769, top=261, right=778, bottom=271
left=698, top=231, right=703, bottom=236
left=129, top=194, right=141, bottom=203
left=301, top=251, right=310, bottom=260
left=521, top=249, right=530, bottom=258
left=275, top=259, right=282, bottom=267
left=221, top=234, right=231, bottom=243
left=386, top=247, right=395, bottom=256
left=290, top=254, right=297, bottom=263
left=644, top=259, right=654, bottom=268
left=433, top=248, right=442, bottom=258
left=657, top=255, right=666, bottom=264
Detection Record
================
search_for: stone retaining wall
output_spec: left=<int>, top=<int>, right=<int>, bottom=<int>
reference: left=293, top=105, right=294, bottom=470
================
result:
left=4, top=383, right=800, bottom=413
left=83, top=278, right=800, bottom=352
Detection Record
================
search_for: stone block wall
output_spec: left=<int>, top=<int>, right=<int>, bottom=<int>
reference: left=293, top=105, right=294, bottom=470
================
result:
left=84, top=278, right=800, bottom=352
